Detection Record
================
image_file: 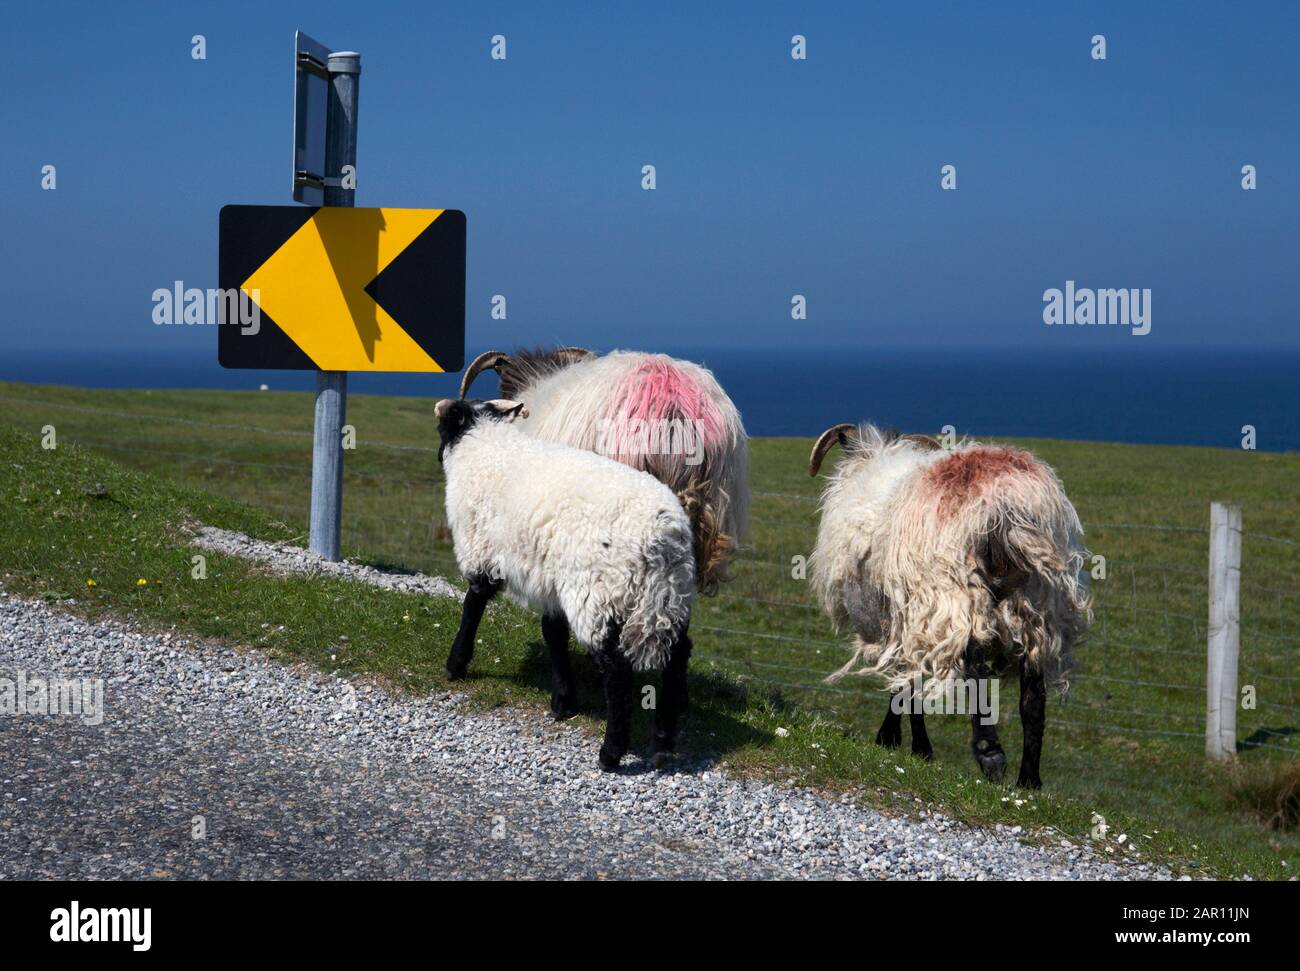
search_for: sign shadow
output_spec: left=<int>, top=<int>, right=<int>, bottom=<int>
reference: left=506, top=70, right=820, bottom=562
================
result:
left=324, top=207, right=385, bottom=363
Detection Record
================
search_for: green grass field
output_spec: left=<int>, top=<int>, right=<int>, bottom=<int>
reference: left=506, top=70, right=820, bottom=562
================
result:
left=1, top=380, right=1297, bottom=878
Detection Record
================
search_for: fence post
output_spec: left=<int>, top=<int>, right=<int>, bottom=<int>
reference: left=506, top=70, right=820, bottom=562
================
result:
left=308, top=50, right=360, bottom=561
left=1206, top=501, right=1242, bottom=760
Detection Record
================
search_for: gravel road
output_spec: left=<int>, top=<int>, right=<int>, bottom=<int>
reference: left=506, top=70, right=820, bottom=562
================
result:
left=0, top=590, right=1175, bottom=880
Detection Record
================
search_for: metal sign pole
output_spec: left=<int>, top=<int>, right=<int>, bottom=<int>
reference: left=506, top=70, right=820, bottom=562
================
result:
left=309, top=50, right=360, bottom=560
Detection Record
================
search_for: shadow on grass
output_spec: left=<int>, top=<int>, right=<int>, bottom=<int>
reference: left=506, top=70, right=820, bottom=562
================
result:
left=487, top=640, right=776, bottom=764
left=354, top=555, right=427, bottom=577
left=1239, top=726, right=1299, bottom=752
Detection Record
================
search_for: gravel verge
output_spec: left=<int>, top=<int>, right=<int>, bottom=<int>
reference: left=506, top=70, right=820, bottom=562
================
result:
left=0, top=591, right=1175, bottom=880
left=191, top=524, right=460, bottom=599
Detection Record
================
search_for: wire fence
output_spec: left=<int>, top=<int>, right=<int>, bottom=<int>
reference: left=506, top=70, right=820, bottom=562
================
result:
left=6, top=391, right=1298, bottom=760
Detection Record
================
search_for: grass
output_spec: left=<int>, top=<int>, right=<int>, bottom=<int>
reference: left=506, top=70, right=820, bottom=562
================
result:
left=1223, top=762, right=1300, bottom=832
left=0, top=380, right=1298, bottom=878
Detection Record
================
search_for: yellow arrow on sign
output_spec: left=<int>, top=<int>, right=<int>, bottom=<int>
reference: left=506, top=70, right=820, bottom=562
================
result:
left=241, top=207, right=445, bottom=371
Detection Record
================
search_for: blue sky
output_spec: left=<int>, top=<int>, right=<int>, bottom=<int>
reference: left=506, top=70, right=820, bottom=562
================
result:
left=2, top=0, right=1297, bottom=357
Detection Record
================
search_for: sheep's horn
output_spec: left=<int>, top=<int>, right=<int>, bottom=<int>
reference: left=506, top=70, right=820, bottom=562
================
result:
left=902, top=433, right=943, bottom=451
left=809, top=423, right=858, bottom=477
left=552, top=346, right=596, bottom=366
left=459, top=350, right=510, bottom=399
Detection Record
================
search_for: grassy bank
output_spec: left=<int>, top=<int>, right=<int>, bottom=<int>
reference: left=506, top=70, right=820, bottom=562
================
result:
left=1, top=381, right=1297, bottom=877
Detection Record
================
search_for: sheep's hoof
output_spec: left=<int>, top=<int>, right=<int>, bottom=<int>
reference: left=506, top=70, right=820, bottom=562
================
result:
left=652, top=730, right=676, bottom=765
left=875, top=728, right=902, bottom=749
left=912, top=745, right=934, bottom=762
left=1016, top=769, right=1043, bottom=789
left=598, top=744, right=623, bottom=772
left=550, top=700, right=578, bottom=721
left=974, top=748, right=1008, bottom=782
left=446, top=662, right=468, bottom=681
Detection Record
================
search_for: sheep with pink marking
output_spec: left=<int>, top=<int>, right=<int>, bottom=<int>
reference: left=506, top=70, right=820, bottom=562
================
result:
left=460, top=347, right=750, bottom=595
left=807, top=423, right=1091, bottom=787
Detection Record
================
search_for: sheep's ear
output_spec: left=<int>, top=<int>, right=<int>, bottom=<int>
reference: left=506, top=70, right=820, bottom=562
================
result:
left=485, top=399, right=530, bottom=421
left=809, top=423, right=858, bottom=477
left=434, top=398, right=452, bottom=419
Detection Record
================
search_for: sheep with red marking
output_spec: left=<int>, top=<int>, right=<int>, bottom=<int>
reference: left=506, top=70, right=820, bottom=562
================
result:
left=807, top=424, right=1091, bottom=787
left=460, top=348, right=749, bottom=595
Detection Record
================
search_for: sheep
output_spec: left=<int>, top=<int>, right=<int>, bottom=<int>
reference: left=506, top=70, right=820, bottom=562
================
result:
left=807, top=423, right=1091, bottom=788
left=459, top=347, right=749, bottom=595
left=436, top=396, right=696, bottom=770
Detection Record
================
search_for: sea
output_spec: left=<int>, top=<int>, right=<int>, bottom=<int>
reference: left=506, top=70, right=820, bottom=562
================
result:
left=1, top=345, right=1297, bottom=452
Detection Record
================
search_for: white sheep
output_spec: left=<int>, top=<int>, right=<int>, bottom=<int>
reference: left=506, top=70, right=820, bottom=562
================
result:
left=460, top=347, right=749, bottom=595
left=436, top=397, right=696, bottom=770
left=808, top=423, right=1091, bottom=787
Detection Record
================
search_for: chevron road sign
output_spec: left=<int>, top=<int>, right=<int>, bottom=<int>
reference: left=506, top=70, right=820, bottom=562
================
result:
left=218, top=205, right=466, bottom=372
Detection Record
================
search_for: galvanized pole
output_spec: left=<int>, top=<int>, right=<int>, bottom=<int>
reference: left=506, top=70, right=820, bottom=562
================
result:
left=1205, top=501, right=1242, bottom=760
left=309, top=50, right=360, bottom=560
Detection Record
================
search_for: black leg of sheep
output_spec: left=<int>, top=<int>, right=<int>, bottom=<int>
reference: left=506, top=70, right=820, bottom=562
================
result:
left=542, top=611, right=579, bottom=720
left=669, top=630, right=692, bottom=715
left=446, top=573, right=502, bottom=680
left=1017, top=658, right=1047, bottom=789
left=651, top=629, right=692, bottom=767
left=875, top=698, right=904, bottom=749
left=908, top=706, right=934, bottom=761
left=876, top=689, right=934, bottom=760
left=592, top=625, right=633, bottom=772
left=964, top=641, right=1008, bottom=783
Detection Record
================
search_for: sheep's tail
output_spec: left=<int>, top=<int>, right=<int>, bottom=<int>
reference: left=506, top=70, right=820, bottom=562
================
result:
left=620, top=513, right=697, bottom=672
left=979, top=515, right=1092, bottom=694
left=674, top=478, right=735, bottom=597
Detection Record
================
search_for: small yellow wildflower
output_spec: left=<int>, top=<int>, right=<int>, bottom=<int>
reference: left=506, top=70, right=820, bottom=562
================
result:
left=86, top=579, right=97, bottom=587
left=136, top=578, right=148, bottom=586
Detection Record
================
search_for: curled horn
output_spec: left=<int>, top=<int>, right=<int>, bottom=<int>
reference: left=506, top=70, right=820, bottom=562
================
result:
left=902, top=433, right=943, bottom=451
left=809, top=423, right=858, bottom=477
left=552, top=346, right=596, bottom=366
left=459, top=350, right=510, bottom=399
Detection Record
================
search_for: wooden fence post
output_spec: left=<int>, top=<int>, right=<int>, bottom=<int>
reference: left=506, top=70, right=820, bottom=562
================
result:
left=1206, top=501, right=1242, bottom=760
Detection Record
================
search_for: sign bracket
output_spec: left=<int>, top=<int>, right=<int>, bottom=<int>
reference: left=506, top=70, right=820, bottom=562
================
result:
left=296, top=51, right=329, bottom=78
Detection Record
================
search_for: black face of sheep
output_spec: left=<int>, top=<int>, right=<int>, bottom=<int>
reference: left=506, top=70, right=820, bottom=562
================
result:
left=435, top=398, right=528, bottom=462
